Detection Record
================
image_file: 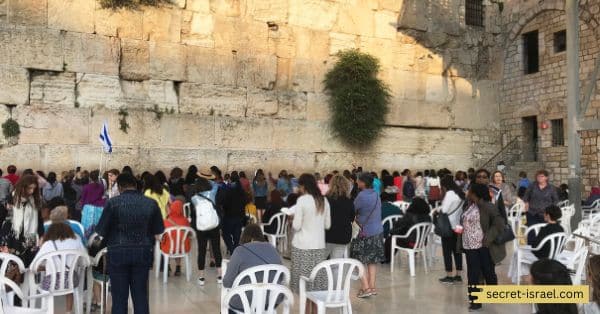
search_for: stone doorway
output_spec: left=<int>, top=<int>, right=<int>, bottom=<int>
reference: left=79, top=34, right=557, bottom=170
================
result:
left=522, top=116, right=539, bottom=162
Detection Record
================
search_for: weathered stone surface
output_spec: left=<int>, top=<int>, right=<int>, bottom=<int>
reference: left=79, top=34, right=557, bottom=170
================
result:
left=213, top=17, right=269, bottom=54
left=379, top=0, right=403, bottom=12
left=48, top=0, right=94, bottom=33
left=120, top=39, right=150, bottom=81
left=215, top=117, right=273, bottom=149
left=186, top=46, right=236, bottom=85
left=246, top=89, right=278, bottom=117
left=16, top=106, right=89, bottom=145
left=266, top=151, right=315, bottom=173
left=247, top=0, right=288, bottom=22
left=179, top=83, right=247, bottom=117
left=8, top=0, right=47, bottom=26
left=188, top=0, right=210, bottom=13
left=237, top=54, right=277, bottom=89
left=29, top=70, right=75, bottom=108
left=334, top=3, right=374, bottom=37
left=181, top=11, right=215, bottom=47
left=75, top=73, right=125, bottom=109
left=8, top=27, right=63, bottom=71
left=271, top=119, right=323, bottom=151
left=374, top=10, right=398, bottom=39
left=159, top=115, right=214, bottom=148
left=275, top=91, right=307, bottom=120
left=0, top=66, right=29, bottom=105
left=149, top=41, right=186, bottom=81
left=143, top=8, right=182, bottom=43
left=94, top=8, right=143, bottom=40
left=210, top=0, right=241, bottom=17
left=0, top=0, right=7, bottom=24
left=329, top=32, right=358, bottom=55
left=397, top=0, right=428, bottom=31
left=306, top=92, right=329, bottom=121
left=288, top=0, right=338, bottom=31
left=120, top=80, right=179, bottom=110
left=63, top=33, right=120, bottom=75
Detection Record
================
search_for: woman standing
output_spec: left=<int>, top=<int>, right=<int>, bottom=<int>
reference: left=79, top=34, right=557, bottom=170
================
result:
left=351, top=173, right=385, bottom=298
left=80, top=170, right=106, bottom=237
left=221, top=172, right=247, bottom=255
left=290, top=174, right=331, bottom=298
left=462, top=183, right=505, bottom=311
left=437, top=176, right=465, bottom=284
left=252, top=169, right=268, bottom=221
left=168, top=167, right=185, bottom=198
left=42, top=172, right=63, bottom=202
left=491, top=171, right=517, bottom=209
left=106, top=169, right=120, bottom=199
left=144, top=174, right=171, bottom=219
left=325, top=175, right=355, bottom=259
left=0, top=175, right=43, bottom=266
left=393, top=171, right=403, bottom=201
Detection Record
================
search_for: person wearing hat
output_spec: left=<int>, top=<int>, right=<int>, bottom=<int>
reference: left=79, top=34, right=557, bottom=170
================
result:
left=350, top=172, right=385, bottom=298
left=35, top=205, right=86, bottom=314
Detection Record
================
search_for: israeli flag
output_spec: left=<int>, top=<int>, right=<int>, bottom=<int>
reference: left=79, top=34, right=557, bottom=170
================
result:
left=99, top=121, right=113, bottom=153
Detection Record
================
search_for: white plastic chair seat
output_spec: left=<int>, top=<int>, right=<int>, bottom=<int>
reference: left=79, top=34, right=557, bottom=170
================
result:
left=512, top=232, right=567, bottom=284
left=390, top=222, right=433, bottom=276
left=305, top=290, right=347, bottom=307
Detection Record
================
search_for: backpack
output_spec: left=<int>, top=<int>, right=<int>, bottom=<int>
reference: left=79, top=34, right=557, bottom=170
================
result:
left=191, top=193, right=220, bottom=231
left=403, top=180, right=415, bottom=199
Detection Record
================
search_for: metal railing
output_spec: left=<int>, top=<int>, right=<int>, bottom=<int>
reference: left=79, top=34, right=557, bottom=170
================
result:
left=479, top=137, right=520, bottom=170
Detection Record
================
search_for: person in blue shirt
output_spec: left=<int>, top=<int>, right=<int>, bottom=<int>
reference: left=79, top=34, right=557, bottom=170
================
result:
left=371, top=172, right=382, bottom=195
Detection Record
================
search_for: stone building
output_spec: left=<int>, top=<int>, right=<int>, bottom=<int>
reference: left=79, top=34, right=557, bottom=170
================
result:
left=0, top=0, right=596, bottom=191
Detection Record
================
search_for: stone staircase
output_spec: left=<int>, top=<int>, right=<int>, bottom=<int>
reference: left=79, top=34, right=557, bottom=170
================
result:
left=504, top=161, right=544, bottom=187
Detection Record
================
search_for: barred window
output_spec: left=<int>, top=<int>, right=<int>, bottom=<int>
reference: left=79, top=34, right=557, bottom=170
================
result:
left=552, top=119, right=565, bottom=147
left=466, top=0, right=484, bottom=27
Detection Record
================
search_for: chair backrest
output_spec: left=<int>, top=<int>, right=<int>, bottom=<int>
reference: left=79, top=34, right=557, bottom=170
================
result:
left=560, top=205, right=575, bottom=234
left=557, top=200, right=570, bottom=208
left=0, top=277, right=52, bottom=314
left=231, top=264, right=290, bottom=288
left=222, top=283, right=293, bottom=314
left=184, top=202, right=192, bottom=222
left=535, top=232, right=567, bottom=259
left=382, top=215, right=403, bottom=234
left=524, top=223, right=546, bottom=238
left=0, top=252, right=26, bottom=279
left=30, top=249, right=90, bottom=294
left=265, top=213, right=288, bottom=236
left=308, top=258, right=364, bottom=303
left=392, top=201, right=410, bottom=213
left=160, top=226, right=196, bottom=255
left=0, top=276, right=27, bottom=306
left=405, top=222, right=433, bottom=250
left=571, top=247, right=589, bottom=285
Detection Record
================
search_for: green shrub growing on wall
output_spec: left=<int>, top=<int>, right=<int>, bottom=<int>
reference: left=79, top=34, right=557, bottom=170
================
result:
left=99, top=0, right=171, bottom=9
left=323, top=49, right=391, bottom=148
left=2, top=118, right=20, bottom=139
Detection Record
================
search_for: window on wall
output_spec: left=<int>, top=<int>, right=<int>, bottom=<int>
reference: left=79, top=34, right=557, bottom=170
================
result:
left=465, top=0, right=484, bottom=27
left=554, top=30, right=567, bottom=53
left=552, top=119, right=565, bottom=147
left=523, top=30, right=539, bottom=74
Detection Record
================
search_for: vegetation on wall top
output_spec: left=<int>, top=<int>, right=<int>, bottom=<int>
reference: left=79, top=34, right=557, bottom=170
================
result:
left=99, top=0, right=171, bottom=9
left=323, top=49, right=391, bottom=148
left=2, top=118, right=20, bottom=139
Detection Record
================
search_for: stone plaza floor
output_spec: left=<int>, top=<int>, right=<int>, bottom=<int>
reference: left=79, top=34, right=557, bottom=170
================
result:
left=53, top=245, right=536, bottom=314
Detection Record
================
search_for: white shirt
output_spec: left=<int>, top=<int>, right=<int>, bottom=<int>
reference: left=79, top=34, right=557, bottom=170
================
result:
left=441, top=190, right=463, bottom=229
left=291, top=194, right=331, bottom=250
left=34, top=237, right=86, bottom=271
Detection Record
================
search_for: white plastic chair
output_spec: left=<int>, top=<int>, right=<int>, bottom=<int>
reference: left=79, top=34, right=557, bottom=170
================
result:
left=560, top=204, right=575, bottom=234
left=221, top=264, right=290, bottom=307
left=261, top=213, right=289, bottom=253
left=516, top=232, right=567, bottom=284
left=557, top=200, right=570, bottom=208
left=28, top=249, right=90, bottom=314
left=507, top=203, right=525, bottom=235
left=0, top=253, right=27, bottom=307
left=557, top=227, right=588, bottom=270
left=85, top=247, right=108, bottom=314
left=221, top=283, right=293, bottom=314
left=381, top=215, right=403, bottom=236
left=183, top=202, right=192, bottom=223
left=44, top=220, right=85, bottom=242
left=569, top=247, right=588, bottom=285
left=582, top=199, right=600, bottom=220
left=0, top=277, right=53, bottom=314
left=154, top=226, right=196, bottom=284
left=392, top=201, right=410, bottom=213
left=299, top=258, right=364, bottom=314
left=390, top=222, right=433, bottom=276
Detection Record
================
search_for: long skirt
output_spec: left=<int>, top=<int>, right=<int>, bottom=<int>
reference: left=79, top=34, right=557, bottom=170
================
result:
left=290, top=246, right=328, bottom=293
left=350, top=233, right=386, bottom=265
left=82, top=204, right=103, bottom=238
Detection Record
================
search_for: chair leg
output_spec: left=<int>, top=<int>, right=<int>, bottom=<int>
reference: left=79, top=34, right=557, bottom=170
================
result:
left=100, top=282, right=105, bottom=314
left=516, top=253, right=521, bottom=285
left=299, top=295, right=306, bottom=314
left=317, top=302, right=325, bottom=314
left=408, top=251, right=415, bottom=277
left=163, top=255, right=169, bottom=284
left=390, top=247, right=395, bottom=273
left=422, top=249, right=428, bottom=274
left=185, top=255, right=191, bottom=282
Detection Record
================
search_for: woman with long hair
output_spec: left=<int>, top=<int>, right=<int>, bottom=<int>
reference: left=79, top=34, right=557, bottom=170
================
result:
left=262, top=190, right=284, bottom=234
left=530, top=259, right=578, bottom=314
left=42, top=171, right=63, bottom=202
left=252, top=169, right=268, bottom=221
left=437, top=175, right=465, bottom=284
left=168, top=167, right=185, bottom=197
left=290, top=173, right=331, bottom=311
left=80, top=170, right=105, bottom=238
left=583, top=255, right=600, bottom=314
left=0, top=175, right=43, bottom=266
left=106, top=169, right=120, bottom=199
left=184, top=165, right=199, bottom=193
left=144, top=174, right=171, bottom=219
left=325, top=175, right=355, bottom=259
left=221, top=172, right=247, bottom=255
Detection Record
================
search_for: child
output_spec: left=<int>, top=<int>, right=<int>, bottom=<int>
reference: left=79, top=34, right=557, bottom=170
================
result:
left=162, top=199, right=191, bottom=276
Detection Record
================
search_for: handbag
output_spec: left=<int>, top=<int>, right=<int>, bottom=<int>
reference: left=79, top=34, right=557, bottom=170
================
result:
left=433, top=201, right=463, bottom=238
left=352, top=198, right=380, bottom=240
left=494, top=223, right=515, bottom=244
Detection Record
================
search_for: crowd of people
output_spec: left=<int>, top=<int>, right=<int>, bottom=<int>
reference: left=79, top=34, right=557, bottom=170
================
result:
left=0, top=164, right=597, bottom=314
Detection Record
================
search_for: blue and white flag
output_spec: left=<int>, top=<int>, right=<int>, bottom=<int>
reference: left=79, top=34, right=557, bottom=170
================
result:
left=99, top=121, right=113, bottom=153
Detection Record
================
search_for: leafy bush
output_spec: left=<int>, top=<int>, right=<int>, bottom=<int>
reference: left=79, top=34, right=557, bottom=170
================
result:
left=2, top=118, right=20, bottom=138
left=323, top=49, right=391, bottom=148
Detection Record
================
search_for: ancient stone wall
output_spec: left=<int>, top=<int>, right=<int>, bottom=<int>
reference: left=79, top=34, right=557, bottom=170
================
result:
left=0, top=0, right=503, bottom=174
left=500, top=0, right=600, bottom=194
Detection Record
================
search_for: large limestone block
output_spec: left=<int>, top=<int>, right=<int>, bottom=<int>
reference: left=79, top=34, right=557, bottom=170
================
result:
left=294, top=28, right=329, bottom=61
left=390, top=42, right=416, bottom=71
left=334, top=4, right=374, bottom=37
left=8, top=0, right=47, bottom=26
left=186, top=46, right=236, bottom=85
left=76, top=73, right=125, bottom=109
left=120, top=39, right=150, bottom=81
left=88, top=109, right=161, bottom=147
left=246, top=89, right=278, bottom=117
left=188, top=0, right=210, bottom=13
left=149, top=42, right=186, bottom=81
left=237, top=54, right=277, bottom=89
left=179, top=83, right=247, bottom=117
left=224, top=150, right=269, bottom=173
left=143, top=8, right=182, bottom=42
left=181, top=11, right=214, bottom=47
left=290, top=59, right=316, bottom=92
left=94, top=8, right=143, bottom=39
left=266, top=151, right=315, bottom=173
left=29, top=70, right=75, bottom=108
left=397, top=0, right=428, bottom=31
left=359, top=37, right=394, bottom=67
left=306, top=92, right=330, bottom=121
left=314, top=152, right=366, bottom=173
left=386, top=99, right=452, bottom=128
left=120, top=80, right=178, bottom=110
left=271, top=119, right=323, bottom=151
left=16, top=106, right=89, bottom=145
left=275, top=91, right=307, bottom=120
left=375, top=127, right=471, bottom=155
left=374, top=10, right=397, bottom=39
left=213, top=17, right=269, bottom=54
left=0, top=66, right=29, bottom=105
left=288, top=0, right=338, bottom=31
left=159, top=115, right=215, bottom=148
left=247, top=0, right=288, bottom=23
left=141, top=148, right=205, bottom=171
left=63, top=33, right=120, bottom=76
left=48, top=0, right=94, bottom=33
left=379, top=0, right=403, bottom=12
left=8, top=27, right=63, bottom=71
left=425, top=74, right=454, bottom=104
left=215, top=117, right=273, bottom=149
left=0, top=0, right=7, bottom=24
left=210, top=0, right=242, bottom=17
left=329, top=32, right=358, bottom=55
left=0, top=144, right=42, bottom=170
left=453, top=79, right=499, bottom=129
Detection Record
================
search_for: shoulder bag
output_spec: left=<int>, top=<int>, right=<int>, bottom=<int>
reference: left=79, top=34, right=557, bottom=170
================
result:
left=352, top=197, right=380, bottom=239
left=433, top=201, right=463, bottom=238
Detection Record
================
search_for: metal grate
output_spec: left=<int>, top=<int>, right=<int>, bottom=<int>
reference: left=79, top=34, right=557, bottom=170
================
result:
left=552, top=119, right=565, bottom=147
left=466, top=0, right=484, bottom=27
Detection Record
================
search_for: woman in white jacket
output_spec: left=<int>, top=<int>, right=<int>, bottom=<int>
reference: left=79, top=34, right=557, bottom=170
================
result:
left=437, top=175, right=465, bottom=284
